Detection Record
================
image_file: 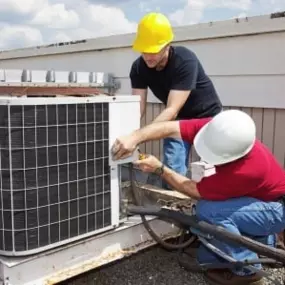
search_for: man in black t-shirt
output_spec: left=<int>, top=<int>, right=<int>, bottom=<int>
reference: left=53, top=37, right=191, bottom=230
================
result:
left=130, top=12, right=222, bottom=189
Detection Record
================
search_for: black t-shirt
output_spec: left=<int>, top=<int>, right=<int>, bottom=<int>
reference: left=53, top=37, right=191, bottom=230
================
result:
left=129, top=46, right=222, bottom=119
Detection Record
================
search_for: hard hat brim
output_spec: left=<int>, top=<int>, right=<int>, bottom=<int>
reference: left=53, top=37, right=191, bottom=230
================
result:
left=193, top=123, right=254, bottom=166
left=132, top=41, right=169, bottom=54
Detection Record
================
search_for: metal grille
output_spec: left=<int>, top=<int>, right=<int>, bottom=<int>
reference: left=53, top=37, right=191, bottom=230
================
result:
left=0, top=102, right=111, bottom=254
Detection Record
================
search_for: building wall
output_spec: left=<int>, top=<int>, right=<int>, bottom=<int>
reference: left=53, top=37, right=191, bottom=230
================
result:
left=0, top=14, right=284, bottom=167
left=1, top=31, right=285, bottom=108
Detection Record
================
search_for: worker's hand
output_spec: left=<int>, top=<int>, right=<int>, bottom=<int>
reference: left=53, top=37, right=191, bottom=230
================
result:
left=134, top=155, right=162, bottom=173
left=111, top=135, right=137, bottom=160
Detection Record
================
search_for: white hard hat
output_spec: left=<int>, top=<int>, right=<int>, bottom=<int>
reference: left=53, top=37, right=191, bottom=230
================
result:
left=193, top=109, right=256, bottom=165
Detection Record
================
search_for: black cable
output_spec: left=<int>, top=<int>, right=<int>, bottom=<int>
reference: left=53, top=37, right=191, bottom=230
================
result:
left=129, top=163, right=196, bottom=250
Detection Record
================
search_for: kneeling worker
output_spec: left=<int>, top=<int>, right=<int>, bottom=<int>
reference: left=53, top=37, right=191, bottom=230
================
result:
left=111, top=109, right=285, bottom=285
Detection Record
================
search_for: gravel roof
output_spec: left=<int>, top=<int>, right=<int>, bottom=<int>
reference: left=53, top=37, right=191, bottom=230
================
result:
left=61, top=246, right=285, bottom=285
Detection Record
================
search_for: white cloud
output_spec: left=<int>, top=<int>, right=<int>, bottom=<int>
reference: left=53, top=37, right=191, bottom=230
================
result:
left=216, top=0, right=251, bottom=10
left=235, top=12, right=247, bottom=19
left=169, top=0, right=285, bottom=26
left=139, top=2, right=151, bottom=13
left=0, top=0, right=136, bottom=50
left=169, top=0, right=206, bottom=26
left=0, top=0, right=47, bottom=15
left=138, top=0, right=165, bottom=13
left=51, top=32, right=72, bottom=43
left=0, top=0, right=284, bottom=50
left=86, top=4, right=136, bottom=36
left=257, top=0, right=285, bottom=12
left=31, top=3, right=80, bottom=29
left=169, top=0, right=252, bottom=26
left=0, top=25, right=43, bottom=49
left=47, top=4, right=137, bottom=43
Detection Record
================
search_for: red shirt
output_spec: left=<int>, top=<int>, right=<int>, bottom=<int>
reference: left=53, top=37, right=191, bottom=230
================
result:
left=179, top=118, right=285, bottom=202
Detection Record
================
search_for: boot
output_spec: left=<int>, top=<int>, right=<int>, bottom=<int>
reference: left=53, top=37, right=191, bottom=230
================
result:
left=276, top=231, right=285, bottom=250
left=178, top=253, right=206, bottom=273
left=261, top=232, right=285, bottom=268
left=204, top=269, right=264, bottom=285
left=178, top=239, right=205, bottom=273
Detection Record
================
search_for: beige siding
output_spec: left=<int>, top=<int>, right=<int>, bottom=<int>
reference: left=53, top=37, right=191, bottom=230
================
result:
left=142, top=103, right=285, bottom=168
left=1, top=15, right=285, bottom=109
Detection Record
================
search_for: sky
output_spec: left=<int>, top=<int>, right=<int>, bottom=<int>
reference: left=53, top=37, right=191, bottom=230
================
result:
left=0, top=0, right=284, bottom=50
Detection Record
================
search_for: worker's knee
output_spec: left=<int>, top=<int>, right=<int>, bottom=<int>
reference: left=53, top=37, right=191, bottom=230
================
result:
left=195, top=197, right=261, bottom=223
left=195, top=200, right=217, bottom=222
left=195, top=197, right=262, bottom=221
left=195, top=197, right=285, bottom=237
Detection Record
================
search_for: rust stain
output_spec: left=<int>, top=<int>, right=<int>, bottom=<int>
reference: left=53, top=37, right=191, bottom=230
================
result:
left=0, top=86, right=113, bottom=97
left=44, top=233, right=174, bottom=285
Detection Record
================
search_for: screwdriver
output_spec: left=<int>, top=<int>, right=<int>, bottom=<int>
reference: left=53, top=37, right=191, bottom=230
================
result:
left=137, top=149, right=147, bottom=160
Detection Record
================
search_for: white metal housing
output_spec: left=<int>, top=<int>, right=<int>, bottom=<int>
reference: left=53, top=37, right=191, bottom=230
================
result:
left=0, top=95, right=140, bottom=256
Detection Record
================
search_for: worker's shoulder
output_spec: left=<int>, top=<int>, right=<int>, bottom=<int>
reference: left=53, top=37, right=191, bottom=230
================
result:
left=131, top=56, right=144, bottom=68
left=130, top=56, right=145, bottom=73
left=172, top=46, right=198, bottom=61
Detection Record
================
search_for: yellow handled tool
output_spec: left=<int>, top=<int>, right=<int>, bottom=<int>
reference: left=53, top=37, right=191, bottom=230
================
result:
left=137, top=149, right=147, bottom=160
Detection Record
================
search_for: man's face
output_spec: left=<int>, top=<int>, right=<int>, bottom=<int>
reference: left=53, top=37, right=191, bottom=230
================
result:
left=141, top=45, right=169, bottom=69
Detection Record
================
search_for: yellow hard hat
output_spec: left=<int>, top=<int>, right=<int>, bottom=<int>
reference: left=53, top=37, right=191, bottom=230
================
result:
left=133, top=12, right=174, bottom=53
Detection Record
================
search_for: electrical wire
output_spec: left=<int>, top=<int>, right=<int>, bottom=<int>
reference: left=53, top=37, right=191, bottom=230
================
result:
left=129, top=163, right=196, bottom=250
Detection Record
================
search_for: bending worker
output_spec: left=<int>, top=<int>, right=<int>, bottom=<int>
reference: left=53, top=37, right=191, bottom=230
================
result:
left=130, top=12, right=222, bottom=188
left=111, top=109, right=285, bottom=285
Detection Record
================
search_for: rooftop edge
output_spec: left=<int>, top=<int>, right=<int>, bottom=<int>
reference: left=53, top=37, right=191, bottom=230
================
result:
left=0, top=11, right=284, bottom=60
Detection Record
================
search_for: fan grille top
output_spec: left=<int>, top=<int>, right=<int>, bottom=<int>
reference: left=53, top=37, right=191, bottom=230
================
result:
left=0, top=102, right=111, bottom=253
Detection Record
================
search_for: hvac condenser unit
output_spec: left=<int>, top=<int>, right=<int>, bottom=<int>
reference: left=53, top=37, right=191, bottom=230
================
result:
left=0, top=69, right=140, bottom=256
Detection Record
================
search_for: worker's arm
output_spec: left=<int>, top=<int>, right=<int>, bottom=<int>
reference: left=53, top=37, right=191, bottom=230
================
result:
left=152, top=55, right=199, bottom=123
left=152, top=90, right=191, bottom=123
left=112, top=116, right=209, bottom=160
left=161, top=166, right=200, bottom=199
left=132, top=88, right=147, bottom=119
left=112, top=121, right=181, bottom=160
left=129, top=60, right=148, bottom=119
left=132, top=120, right=181, bottom=143
left=134, top=155, right=201, bottom=200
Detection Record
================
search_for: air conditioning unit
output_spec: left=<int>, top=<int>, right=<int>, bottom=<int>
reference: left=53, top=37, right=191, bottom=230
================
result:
left=0, top=69, right=140, bottom=256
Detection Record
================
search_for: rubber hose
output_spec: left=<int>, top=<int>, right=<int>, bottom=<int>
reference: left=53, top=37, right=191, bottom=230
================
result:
left=129, top=163, right=196, bottom=250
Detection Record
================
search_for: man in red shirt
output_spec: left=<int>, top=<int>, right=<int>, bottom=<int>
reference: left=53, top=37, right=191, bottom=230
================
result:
left=111, top=110, right=285, bottom=285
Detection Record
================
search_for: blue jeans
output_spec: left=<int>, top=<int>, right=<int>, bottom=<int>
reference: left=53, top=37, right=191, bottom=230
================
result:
left=162, top=137, right=191, bottom=189
left=194, top=197, right=285, bottom=275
